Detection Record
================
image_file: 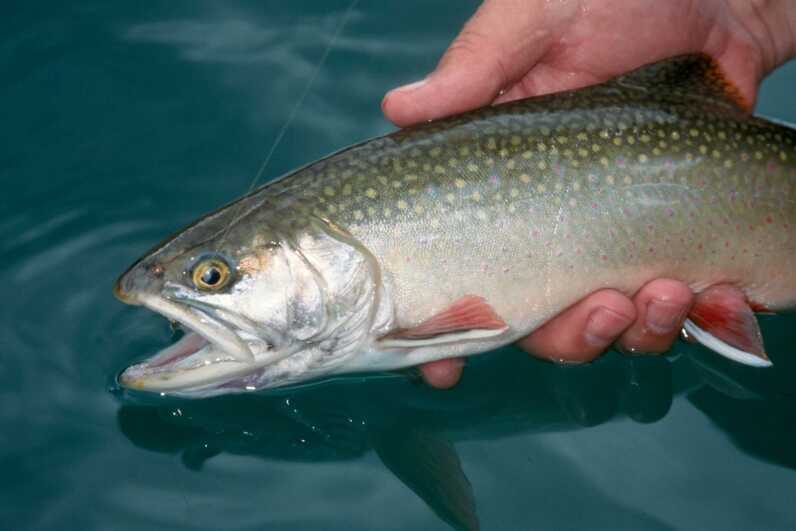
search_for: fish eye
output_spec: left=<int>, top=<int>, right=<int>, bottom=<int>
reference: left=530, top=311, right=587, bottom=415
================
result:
left=191, top=256, right=232, bottom=291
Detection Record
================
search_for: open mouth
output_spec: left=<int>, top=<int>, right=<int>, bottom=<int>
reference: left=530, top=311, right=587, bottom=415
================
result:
left=119, top=294, right=272, bottom=393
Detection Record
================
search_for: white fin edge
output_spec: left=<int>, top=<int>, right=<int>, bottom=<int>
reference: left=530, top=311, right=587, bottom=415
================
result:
left=378, top=327, right=509, bottom=349
left=683, top=319, right=772, bottom=368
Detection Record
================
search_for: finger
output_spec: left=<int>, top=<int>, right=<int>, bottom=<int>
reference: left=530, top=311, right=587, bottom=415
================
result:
left=616, top=278, right=693, bottom=354
left=381, top=0, right=558, bottom=127
left=517, top=289, right=636, bottom=362
left=419, top=358, right=464, bottom=389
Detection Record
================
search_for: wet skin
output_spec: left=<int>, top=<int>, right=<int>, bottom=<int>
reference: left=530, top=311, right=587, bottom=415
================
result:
left=382, top=0, right=796, bottom=388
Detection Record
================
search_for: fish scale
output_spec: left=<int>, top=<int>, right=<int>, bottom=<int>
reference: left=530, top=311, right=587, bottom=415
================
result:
left=115, top=55, right=796, bottom=395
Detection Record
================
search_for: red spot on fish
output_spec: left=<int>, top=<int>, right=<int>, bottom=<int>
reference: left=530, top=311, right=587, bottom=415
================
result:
left=697, top=243, right=703, bottom=250
left=766, top=216, right=773, bottom=224
left=592, top=203, right=598, bottom=209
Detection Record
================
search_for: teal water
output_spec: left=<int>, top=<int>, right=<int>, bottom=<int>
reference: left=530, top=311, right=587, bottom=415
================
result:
left=2, top=2, right=796, bottom=530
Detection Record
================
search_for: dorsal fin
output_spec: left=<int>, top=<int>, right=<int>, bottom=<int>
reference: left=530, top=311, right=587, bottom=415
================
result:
left=613, top=53, right=749, bottom=112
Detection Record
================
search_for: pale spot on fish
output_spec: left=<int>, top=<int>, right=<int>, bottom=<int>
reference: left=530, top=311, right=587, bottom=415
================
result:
left=520, top=173, right=531, bottom=183
left=455, top=178, right=467, bottom=188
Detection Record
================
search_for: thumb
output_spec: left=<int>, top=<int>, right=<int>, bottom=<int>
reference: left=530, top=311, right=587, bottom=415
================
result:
left=382, top=0, right=555, bottom=127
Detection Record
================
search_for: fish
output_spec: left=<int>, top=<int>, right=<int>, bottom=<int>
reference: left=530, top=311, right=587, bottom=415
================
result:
left=113, top=54, right=796, bottom=397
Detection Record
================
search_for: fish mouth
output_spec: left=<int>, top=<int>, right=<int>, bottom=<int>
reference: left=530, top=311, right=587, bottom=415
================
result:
left=119, top=293, right=293, bottom=394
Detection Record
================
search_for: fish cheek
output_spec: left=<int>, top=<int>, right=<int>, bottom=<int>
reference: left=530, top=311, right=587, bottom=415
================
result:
left=281, top=248, right=326, bottom=341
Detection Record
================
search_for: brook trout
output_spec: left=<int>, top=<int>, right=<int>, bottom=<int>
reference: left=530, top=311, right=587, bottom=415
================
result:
left=114, top=55, right=796, bottom=397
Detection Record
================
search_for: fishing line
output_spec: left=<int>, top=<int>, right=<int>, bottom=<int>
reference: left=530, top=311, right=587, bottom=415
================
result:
left=220, top=0, right=360, bottom=243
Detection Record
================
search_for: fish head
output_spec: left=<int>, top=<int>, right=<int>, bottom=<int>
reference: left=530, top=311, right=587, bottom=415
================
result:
left=115, top=200, right=382, bottom=397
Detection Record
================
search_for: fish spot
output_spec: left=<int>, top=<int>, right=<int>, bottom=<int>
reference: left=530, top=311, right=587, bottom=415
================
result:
left=520, top=173, right=531, bottom=184
left=455, top=178, right=467, bottom=188
left=397, top=200, right=408, bottom=210
left=537, top=161, right=547, bottom=170
left=471, top=191, right=482, bottom=201
left=536, top=184, right=546, bottom=193
left=365, top=188, right=378, bottom=199
left=324, top=186, right=336, bottom=197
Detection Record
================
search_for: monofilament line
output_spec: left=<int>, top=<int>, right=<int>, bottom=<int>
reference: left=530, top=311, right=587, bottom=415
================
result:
left=219, top=0, right=360, bottom=243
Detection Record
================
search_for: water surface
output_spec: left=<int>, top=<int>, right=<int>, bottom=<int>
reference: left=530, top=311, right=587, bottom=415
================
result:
left=2, top=1, right=795, bottom=529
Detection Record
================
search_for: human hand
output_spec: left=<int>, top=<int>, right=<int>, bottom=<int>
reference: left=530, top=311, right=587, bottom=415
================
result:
left=382, top=0, right=796, bottom=389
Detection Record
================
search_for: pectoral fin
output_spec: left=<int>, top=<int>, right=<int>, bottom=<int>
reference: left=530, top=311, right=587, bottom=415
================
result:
left=684, top=285, right=771, bottom=367
left=378, top=295, right=508, bottom=348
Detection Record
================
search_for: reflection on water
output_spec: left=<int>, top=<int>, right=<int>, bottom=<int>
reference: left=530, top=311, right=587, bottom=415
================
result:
left=115, top=351, right=795, bottom=530
left=2, top=1, right=796, bottom=530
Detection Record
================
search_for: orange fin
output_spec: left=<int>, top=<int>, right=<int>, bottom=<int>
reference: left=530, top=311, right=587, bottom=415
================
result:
left=614, top=53, right=750, bottom=112
left=380, top=295, right=508, bottom=347
left=683, top=285, right=771, bottom=367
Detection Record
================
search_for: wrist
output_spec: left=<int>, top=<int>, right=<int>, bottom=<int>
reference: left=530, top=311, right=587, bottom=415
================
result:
left=729, top=0, right=796, bottom=72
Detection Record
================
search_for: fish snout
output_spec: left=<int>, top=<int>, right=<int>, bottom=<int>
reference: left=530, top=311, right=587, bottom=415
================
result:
left=113, top=261, right=165, bottom=304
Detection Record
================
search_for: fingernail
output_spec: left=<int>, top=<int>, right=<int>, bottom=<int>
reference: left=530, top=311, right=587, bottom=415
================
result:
left=585, top=307, right=633, bottom=347
left=393, top=78, right=428, bottom=93
left=382, top=79, right=428, bottom=114
left=645, top=300, right=687, bottom=335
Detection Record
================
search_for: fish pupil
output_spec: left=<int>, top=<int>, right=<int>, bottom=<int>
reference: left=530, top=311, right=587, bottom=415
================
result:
left=202, top=267, right=221, bottom=285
